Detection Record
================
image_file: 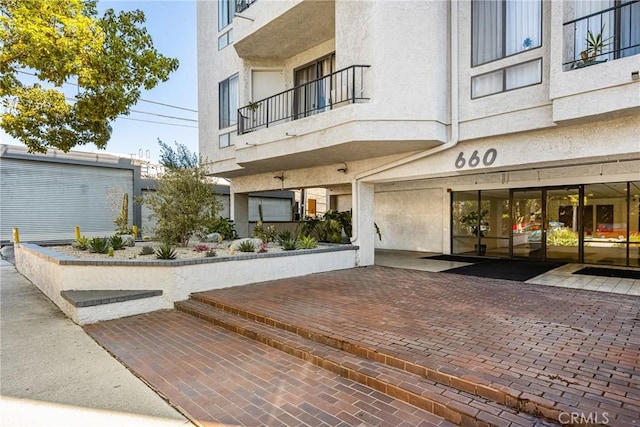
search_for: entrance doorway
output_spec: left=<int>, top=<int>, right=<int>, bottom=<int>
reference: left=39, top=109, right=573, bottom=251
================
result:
left=511, top=187, right=580, bottom=262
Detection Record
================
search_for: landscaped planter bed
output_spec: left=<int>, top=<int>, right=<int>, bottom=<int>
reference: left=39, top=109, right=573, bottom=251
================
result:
left=14, top=242, right=358, bottom=325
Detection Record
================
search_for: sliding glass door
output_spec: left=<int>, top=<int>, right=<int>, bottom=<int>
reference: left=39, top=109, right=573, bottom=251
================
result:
left=511, top=189, right=544, bottom=260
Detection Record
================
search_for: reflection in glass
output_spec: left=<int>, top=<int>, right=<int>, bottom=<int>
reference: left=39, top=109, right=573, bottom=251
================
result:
left=583, top=183, right=628, bottom=266
left=546, top=188, right=580, bottom=262
left=512, top=190, right=543, bottom=260
left=480, top=189, right=510, bottom=258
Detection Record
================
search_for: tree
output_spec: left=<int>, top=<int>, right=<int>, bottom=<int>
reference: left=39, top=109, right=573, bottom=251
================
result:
left=143, top=166, right=220, bottom=247
left=0, top=0, right=179, bottom=153
left=158, top=139, right=198, bottom=170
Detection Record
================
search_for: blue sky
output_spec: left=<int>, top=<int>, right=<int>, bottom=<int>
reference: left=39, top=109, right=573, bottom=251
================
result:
left=0, top=0, right=198, bottom=163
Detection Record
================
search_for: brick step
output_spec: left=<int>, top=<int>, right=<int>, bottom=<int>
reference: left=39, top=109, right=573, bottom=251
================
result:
left=185, top=294, right=573, bottom=426
left=175, top=299, right=556, bottom=427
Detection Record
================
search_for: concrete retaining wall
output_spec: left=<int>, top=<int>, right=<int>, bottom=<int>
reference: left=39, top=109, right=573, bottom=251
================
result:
left=15, top=243, right=358, bottom=325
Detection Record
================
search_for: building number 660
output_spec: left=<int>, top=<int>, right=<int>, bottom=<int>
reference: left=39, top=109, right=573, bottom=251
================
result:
left=455, top=148, right=497, bottom=169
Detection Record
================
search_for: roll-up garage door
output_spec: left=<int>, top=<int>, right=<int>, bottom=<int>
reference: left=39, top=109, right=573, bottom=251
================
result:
left=0, top=159, right=133, bottom=242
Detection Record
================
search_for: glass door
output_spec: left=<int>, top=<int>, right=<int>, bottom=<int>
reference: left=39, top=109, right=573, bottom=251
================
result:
left=545, top=187, right=581, bottom=262
left=511, top=189, right=544, bottom=260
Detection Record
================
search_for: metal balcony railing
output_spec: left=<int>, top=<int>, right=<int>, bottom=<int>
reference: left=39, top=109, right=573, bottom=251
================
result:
left=237, top=65, right=370, bottom=135
left=235, top=0, right=257, bottom=14
left=563, top=0, right=640, bottom=69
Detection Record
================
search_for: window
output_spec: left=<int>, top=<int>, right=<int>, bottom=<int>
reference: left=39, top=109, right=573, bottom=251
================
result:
left=471, top=58, right=542, bottom=98
left=218, top=29, right=233, bottom=50
left=218, top=0, right=235, bottom=31
left=472, top=0, right=542, bottom=66
left=219, top=132, right=235, bottom=148
left=219, top=74, right=238, bottom=129
left=294, top=54, right=335, bottom=118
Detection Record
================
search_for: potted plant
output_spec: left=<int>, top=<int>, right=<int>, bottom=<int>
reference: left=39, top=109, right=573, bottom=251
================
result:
left=460, top=209, right=489, bottom=255
left=577, top=24, right=612, bottom=68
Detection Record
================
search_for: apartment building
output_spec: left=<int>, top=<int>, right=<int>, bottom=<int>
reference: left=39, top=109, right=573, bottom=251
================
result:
left=197, top=0, right=640, bottom=267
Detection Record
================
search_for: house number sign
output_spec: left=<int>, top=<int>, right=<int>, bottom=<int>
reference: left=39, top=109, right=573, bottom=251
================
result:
left=455, top=148, right=497, bottom=169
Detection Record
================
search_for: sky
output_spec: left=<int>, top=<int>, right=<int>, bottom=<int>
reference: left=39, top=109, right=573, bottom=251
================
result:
left=0, top=0, right=199, bottom=163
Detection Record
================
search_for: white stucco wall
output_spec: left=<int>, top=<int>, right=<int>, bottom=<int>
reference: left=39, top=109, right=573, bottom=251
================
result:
left=374, top=188, right=445, bottom=253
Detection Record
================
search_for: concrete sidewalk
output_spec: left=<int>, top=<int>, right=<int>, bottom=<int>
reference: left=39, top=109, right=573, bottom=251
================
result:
left=0, top=258, right=190, bottom=427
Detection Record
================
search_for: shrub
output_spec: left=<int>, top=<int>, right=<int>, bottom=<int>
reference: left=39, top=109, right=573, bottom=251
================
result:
left=73, top=235, right=90, bottom=251
left=257, top=242, right=268, bottom=253
left=155, top=244, right=177, bottom=260
left=141, top=165, right=221, bottom=247
left=109, top=235, right=125, bottom=250
left=297, top=235, right=318, bottom=249
left=193, top=244, right=210, bottom=252
left=238, top=241, right=255, bottom=252
left=139, top=245, right=155, bottom=255
left=203, top=216, right=238, bottom=240
left=280, top=238, right=298, bottom=251
left=252, top=221, right=277, bottom=243
left=88, top=237, right=110, bottom=254
left=204, top=249, right=217, bottom=258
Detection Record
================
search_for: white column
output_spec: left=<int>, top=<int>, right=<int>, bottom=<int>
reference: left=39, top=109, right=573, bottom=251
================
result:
left=231, top=191, right=249, bottom=238
left=352, top=181, right=375, bottom=266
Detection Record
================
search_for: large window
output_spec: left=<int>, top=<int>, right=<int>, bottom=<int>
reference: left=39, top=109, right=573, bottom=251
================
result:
left=472, top=0, right=542, bottom=66
left=218, top=0, right=235, bottom=31
left=471, top=58, right=542, bottom=98
left=219, top=74, right=238, bottom=129
left=294, top=54, right=335, bottom=118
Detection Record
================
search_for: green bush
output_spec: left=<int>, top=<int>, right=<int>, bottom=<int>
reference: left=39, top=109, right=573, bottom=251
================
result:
left=155, top=244, right=177, bottom=260
left=88, top=237, right=110, bottom=254
left=139, top=245, right=155, bottom=255
left=204, top=216, right=238, bottom=240
left=238, top=241, right=255, bottom=252
left=297, top=235, right=318, bottom=249
left=204, top=249, right=217, bottom=258
left=109, top=235, right=125, bottom=250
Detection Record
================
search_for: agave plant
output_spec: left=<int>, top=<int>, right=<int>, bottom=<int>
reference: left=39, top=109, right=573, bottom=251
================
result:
left=155, top=244, right=177, bottom=260
left=139, top=245, right=155, bottom=255
left=88, top=237, right=110, bottom=254
left=297, top=235, right=318, bottom=250
left=109, top=235, right=125, bottom=250
left=280, top=237, right=298, bottom=251
left=73, top=235, right=90, bottom=251
left=238, top=240, right=255, bottom=253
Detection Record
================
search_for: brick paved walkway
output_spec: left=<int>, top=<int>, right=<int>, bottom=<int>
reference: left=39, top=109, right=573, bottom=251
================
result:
left=86, top=266, right=640, bottom=426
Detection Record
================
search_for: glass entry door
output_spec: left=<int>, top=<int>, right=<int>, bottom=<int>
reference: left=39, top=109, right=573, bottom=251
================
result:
left=545, top=187, right=580, bottom=262
left=511, top=190, right=544, bottom=260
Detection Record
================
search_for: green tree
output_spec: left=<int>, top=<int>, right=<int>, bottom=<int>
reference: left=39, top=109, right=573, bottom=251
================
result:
left=143, top=167, right=220, bottom=247
left=158, top=139, right=198, bottom=170
left=0, top=0, right=179, bottom=153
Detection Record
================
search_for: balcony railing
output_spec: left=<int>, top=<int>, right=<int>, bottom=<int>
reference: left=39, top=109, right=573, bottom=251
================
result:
left=235, top=0, right=257, bottom=14
left=237, top=65, right=370, bottom=135
left=563, top=0, right=640, bottom=70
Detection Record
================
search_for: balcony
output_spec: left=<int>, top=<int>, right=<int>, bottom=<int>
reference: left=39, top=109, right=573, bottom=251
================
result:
left=235, top=0, right=257, bottom=13
left=233, top=0, right=335, bottom=59
left=237, top=65, right=370, bottom=135
left=563, top=1, right=640, bottom=70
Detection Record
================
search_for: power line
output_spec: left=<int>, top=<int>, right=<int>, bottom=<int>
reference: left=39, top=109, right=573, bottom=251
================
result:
left=118, top=117, right=198, bottom=128
left=16, top=69, right=198, bottom=113
left=61, top=97, right=198, bottom=123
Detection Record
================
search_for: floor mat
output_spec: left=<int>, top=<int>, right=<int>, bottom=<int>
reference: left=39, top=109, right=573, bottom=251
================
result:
left=445, top=259, right=566, bottom=282
left=422, top=255, right=489, bottom=263
left=573, top=267, right=640, bottom=280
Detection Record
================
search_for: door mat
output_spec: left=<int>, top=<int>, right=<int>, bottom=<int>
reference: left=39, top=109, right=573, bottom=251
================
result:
left=573, top=267, right=640, bottom=280
left=445, top=260, right=566, bottom=282
left=422, top=255, right=489, bottom=263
